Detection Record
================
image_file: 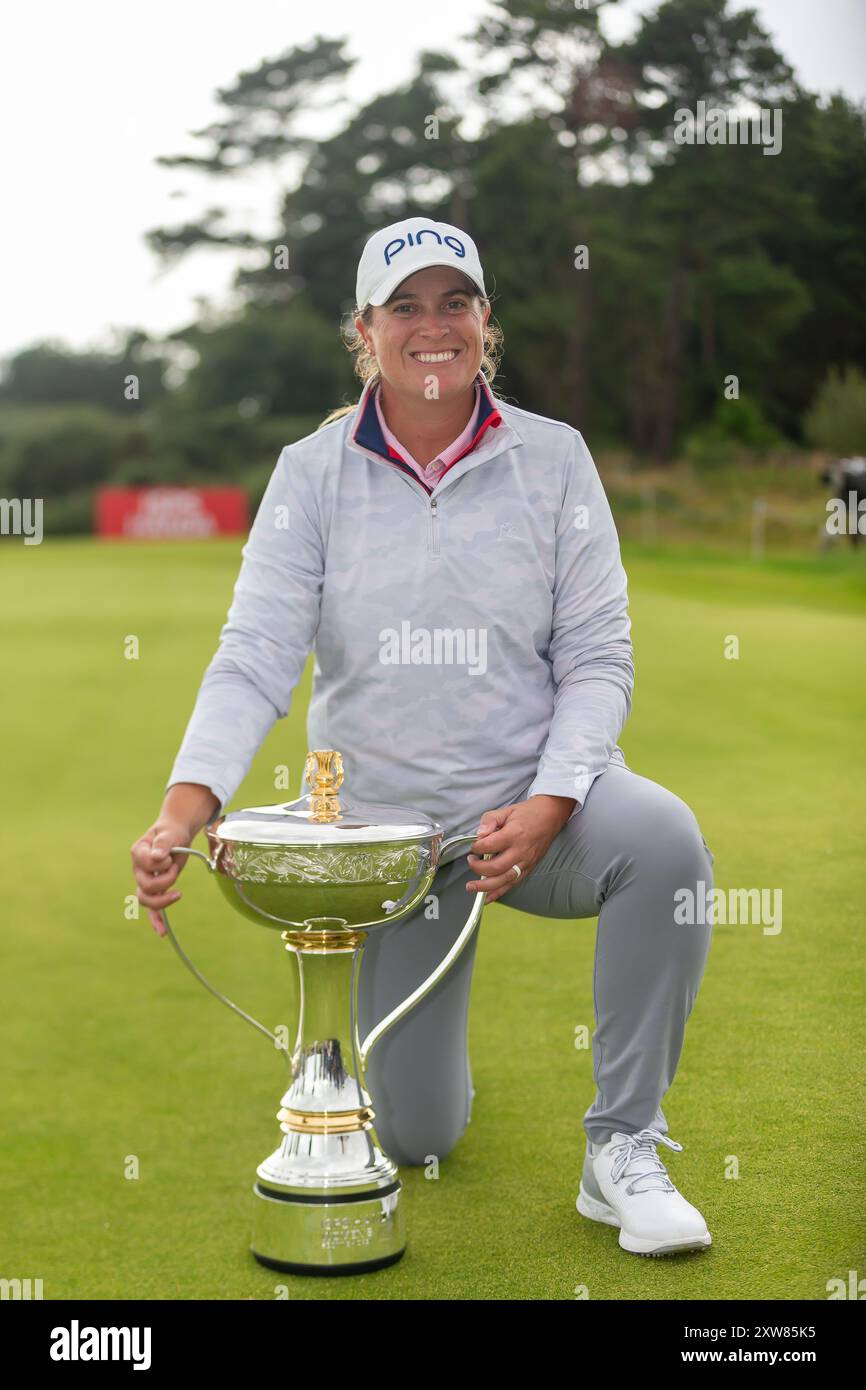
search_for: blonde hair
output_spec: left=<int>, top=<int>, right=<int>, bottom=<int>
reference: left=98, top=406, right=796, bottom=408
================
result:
left=318, top=293, right=504, bottom=429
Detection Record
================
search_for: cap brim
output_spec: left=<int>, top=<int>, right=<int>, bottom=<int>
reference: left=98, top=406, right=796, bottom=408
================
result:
left=367, top=257, right=485, bottom=307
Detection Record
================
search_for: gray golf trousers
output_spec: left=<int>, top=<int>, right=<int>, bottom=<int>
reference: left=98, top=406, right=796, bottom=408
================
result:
left=357, top=759, right=715, bottom=1166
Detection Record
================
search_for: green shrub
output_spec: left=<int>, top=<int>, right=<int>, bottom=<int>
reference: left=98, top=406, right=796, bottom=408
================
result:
left=683, top=396, right=783, bottom=471
left=0, top=404, right=140, bottom=496
left=803, top=365, right=866, bottom=456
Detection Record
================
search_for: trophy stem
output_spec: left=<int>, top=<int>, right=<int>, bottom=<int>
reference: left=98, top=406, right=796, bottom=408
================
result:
left=250, top=920, right=406, bottom=1275
left=281, top=931, right=370, bottom=1121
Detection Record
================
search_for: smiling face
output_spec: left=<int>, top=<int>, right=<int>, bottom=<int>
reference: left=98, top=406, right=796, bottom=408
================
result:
left=355, top=264, right=490, bottom=405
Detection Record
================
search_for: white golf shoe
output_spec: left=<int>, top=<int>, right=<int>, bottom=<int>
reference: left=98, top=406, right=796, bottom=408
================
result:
left=576, top=1128, right=712, bottom=1257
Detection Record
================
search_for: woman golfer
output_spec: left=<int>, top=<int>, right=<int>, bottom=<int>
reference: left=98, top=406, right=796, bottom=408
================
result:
left=131, top=216, right=715, bottom=1258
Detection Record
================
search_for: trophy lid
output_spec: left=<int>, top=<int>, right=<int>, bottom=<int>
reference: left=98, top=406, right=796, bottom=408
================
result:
left=213, top=749, right=441, bottom=847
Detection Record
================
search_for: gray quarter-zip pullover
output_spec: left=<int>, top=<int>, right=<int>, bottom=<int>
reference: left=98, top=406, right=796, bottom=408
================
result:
left=165, top=373, right=634, bottom=838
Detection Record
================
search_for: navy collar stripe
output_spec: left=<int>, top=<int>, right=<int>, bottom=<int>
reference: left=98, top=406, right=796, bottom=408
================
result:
left=386, top=451, right=434, bottom=495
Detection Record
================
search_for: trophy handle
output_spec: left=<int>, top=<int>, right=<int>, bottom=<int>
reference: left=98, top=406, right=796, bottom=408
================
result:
left=158, top=847, right=291, bottom=1067
left=359, top=833, right=485, bottom=1067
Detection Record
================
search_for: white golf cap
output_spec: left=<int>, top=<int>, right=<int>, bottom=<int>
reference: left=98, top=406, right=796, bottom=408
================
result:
left=355, top=216, right=486, bottom=308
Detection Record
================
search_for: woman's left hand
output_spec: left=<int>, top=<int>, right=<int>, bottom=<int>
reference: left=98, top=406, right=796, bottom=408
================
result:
left=465, top=795, right=576, bottom=903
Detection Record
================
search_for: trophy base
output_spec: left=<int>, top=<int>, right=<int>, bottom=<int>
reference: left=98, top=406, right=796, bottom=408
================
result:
left=250, top=1178, right=406, bottom=1276
left=251, top=1249, right=404, bottom=1277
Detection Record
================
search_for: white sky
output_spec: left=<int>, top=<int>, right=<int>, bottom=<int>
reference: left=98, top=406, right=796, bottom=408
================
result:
left=1, top=0, right=863, bottom=364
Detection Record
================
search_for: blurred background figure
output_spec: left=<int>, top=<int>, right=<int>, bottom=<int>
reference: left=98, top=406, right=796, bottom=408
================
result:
left=820, top=456, right=866, bottom=549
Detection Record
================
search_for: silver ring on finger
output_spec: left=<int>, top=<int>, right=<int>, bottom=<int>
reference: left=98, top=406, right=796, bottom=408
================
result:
left=510, top=864, right=522, bottom=880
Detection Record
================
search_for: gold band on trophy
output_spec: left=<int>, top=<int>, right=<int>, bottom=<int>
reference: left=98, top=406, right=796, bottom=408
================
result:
left=277, top=1105, right=376, bottom=1135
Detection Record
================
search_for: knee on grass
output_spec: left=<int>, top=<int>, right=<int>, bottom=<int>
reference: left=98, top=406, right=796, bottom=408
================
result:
left=379, top=1124, right=468, bottom=1170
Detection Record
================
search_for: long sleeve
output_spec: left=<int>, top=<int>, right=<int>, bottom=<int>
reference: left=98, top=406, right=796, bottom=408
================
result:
left=526, top=429, right=634, bottom=814
left=165, top=446, right=324, bottom=814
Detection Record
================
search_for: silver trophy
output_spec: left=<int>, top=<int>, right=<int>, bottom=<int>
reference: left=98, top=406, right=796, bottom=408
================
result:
left=160, top=749, right=486, bottom=1275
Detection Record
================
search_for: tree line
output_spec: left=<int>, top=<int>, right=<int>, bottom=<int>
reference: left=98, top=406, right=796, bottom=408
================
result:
left=1, top=0, right=864, bottom=528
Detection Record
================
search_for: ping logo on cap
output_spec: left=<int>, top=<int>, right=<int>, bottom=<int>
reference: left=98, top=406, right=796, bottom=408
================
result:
left=383, top=229, right=466, bottom=267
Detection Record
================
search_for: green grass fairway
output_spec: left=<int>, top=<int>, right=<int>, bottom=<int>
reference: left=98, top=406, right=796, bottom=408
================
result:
left=2, top=538, right=864, bottom=1301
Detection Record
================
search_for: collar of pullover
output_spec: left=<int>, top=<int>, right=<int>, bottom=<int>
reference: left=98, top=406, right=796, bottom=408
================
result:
left=349, top=372, right=504, bottom=491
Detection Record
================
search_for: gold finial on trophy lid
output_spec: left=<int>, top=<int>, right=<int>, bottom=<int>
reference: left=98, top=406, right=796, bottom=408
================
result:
left=305, top=749, right=344, bottom=822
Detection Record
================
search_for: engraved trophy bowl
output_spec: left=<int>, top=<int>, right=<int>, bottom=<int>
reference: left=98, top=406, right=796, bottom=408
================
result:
left=159, top=748, right=487, bottom=1276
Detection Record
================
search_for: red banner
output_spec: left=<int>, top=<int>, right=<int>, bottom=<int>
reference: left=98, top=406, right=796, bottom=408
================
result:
left=94, top=487, right=248, bottom=539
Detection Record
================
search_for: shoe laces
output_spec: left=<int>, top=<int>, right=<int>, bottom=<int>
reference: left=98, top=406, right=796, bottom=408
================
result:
left=608, top=1128, right=684, bottom=1194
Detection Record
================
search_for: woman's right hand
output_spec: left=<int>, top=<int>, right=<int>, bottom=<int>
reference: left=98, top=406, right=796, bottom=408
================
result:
left=130, top=819, right=194, bottom=937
